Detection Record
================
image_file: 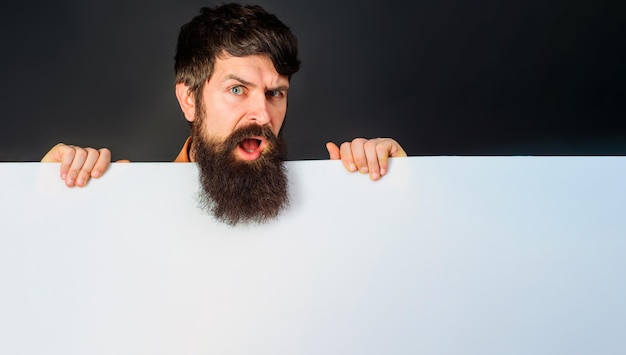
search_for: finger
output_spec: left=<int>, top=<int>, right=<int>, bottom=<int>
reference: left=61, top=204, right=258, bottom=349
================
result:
left=41, top=143, right=66, bottom=163
left=376, top=141, right=392, bottom=177
left=364, top=139, right=382, bottom=180
left=41, top=143, right=75, bottom=180
left=75, top=148, right=100, bottom=187
left=350, top=138, right=368, bottom=174
left=65, top=147, right=88, bottom=187
left=325, top=142, right=341, bottom=160
left=339, top=142, right=357, bottom=172
left=90, top=148, right=111, bottom=178
left=58, top=146, right=77, bottom=181
left=388, top=139, right=408, bottom=158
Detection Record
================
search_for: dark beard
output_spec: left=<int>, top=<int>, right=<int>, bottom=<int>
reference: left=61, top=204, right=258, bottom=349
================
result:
left=192, top=124, right=289, bottom=226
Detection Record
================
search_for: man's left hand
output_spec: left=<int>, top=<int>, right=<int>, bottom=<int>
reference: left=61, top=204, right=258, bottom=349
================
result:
left=326, top=138, right=407, bottom=181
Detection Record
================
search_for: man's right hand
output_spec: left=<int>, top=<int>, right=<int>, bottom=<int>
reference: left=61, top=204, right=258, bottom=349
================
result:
left=41, top=143, right=112, bottom=187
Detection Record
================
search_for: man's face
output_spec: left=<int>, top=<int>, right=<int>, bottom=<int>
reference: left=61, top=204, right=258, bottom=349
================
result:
left=178, top=53, right=292, bottom=225
left=193, top=53, right=290, bottom=161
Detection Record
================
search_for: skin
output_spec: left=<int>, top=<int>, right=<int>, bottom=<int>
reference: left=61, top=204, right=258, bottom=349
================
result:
left=41, top=53, right=407, bottom=187
left=175, top=53, right=288, bottom=161
left=41, top=144, right=113, bottom=187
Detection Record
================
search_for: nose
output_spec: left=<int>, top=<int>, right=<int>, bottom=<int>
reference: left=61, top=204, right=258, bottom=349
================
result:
left=246, top=93, right=271, bottom=126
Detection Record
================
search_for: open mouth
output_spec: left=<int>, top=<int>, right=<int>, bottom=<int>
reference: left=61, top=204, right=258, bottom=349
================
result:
left=236, top=136, right=266, bottom=160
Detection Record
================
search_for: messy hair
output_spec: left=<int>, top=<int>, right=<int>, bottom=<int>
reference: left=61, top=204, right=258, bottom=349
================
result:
left=175, top=3, right=301, bottom=99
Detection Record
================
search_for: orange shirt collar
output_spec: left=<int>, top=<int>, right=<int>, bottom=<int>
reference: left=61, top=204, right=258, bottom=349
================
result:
left=174, top=137, right=192, bottom=162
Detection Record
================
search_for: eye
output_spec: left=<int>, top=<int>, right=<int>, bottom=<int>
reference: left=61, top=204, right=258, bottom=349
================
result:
left=267, top=90, right=284, bottom=98
left=230, top=86, right=244, bottom=95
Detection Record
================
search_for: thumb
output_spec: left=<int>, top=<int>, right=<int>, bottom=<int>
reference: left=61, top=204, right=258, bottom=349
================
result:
left=326, top=142, right=340, bottom=160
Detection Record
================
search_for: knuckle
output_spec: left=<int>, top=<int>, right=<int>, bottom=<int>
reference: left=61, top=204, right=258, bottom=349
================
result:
left=351, top=138, right=366, bottom=145
left=68, top=168, right=81, bottom=177
left=376, top=143, right=389, bottom=154
left=85, top=147, right=99, bottom=156
left=61, top=149, right=76, bottom=160
left=57, top=144, right=73, bottom=156
left=79, top=169, right=93, bottom=177
left=364, top=139, right=377, bottom=149
left=73, top=148, right=87, bottom=159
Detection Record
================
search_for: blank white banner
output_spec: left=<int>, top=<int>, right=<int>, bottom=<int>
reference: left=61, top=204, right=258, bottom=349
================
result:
left=1, top=157, right=625, bottom=355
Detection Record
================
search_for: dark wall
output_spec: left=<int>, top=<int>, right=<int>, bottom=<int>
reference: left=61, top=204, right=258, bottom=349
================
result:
left=1, top=0, right=624, bottom=161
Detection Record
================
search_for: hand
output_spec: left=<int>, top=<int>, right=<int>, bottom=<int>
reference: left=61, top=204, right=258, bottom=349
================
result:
left=326, top=138, right=407, bottom=181
left=41, top=143, right=112, bottom=187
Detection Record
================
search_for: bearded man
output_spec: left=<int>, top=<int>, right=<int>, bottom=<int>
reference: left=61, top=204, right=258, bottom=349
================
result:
left=41, top=3, right=407, bottom=225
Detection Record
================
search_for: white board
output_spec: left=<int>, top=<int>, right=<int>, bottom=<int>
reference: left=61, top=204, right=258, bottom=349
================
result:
left=1, top=157, right=625, bottom=354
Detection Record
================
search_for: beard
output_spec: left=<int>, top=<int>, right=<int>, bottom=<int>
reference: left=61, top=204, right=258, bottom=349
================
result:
left=191, top=123, right=289, bottom=226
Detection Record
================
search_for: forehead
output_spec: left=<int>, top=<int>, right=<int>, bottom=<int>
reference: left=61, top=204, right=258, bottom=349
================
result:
left=210, top=53, right=289, bottom=86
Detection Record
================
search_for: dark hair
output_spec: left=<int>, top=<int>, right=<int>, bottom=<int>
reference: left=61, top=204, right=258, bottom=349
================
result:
left=175, top=3, right=301, bottom=99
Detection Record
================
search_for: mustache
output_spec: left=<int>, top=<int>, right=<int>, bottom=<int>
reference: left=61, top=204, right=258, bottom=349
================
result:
left=222, top=125, right=278, bottom=151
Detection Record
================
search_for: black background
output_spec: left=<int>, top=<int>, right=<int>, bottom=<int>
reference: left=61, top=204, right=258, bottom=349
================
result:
left=1, top=0, right=624, bottom=161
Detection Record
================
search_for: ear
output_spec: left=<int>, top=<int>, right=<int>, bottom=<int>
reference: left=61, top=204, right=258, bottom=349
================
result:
left=175, top=83, right=196, bottom=123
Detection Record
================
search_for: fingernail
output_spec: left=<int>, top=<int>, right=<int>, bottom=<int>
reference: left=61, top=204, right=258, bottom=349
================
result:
left=349, top=163, right=357, bottom=172
left=360, top=167, right=368, bottom=174
left=76, top=178, right=84, bottom=186
left=66, top=178, right=74, bottom=186
left=61, top=173, right=66, bottom=180
left=380, top=168, right=387, bottom=176
left=92, top=170, right=100, bottom=178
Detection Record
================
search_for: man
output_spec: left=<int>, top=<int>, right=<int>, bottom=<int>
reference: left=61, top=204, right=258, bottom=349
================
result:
left=42, top=3, right=406, bottom=224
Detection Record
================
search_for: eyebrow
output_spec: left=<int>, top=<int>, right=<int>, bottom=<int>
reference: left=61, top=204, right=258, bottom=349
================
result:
left=223, top=74, right=289, bottom=92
